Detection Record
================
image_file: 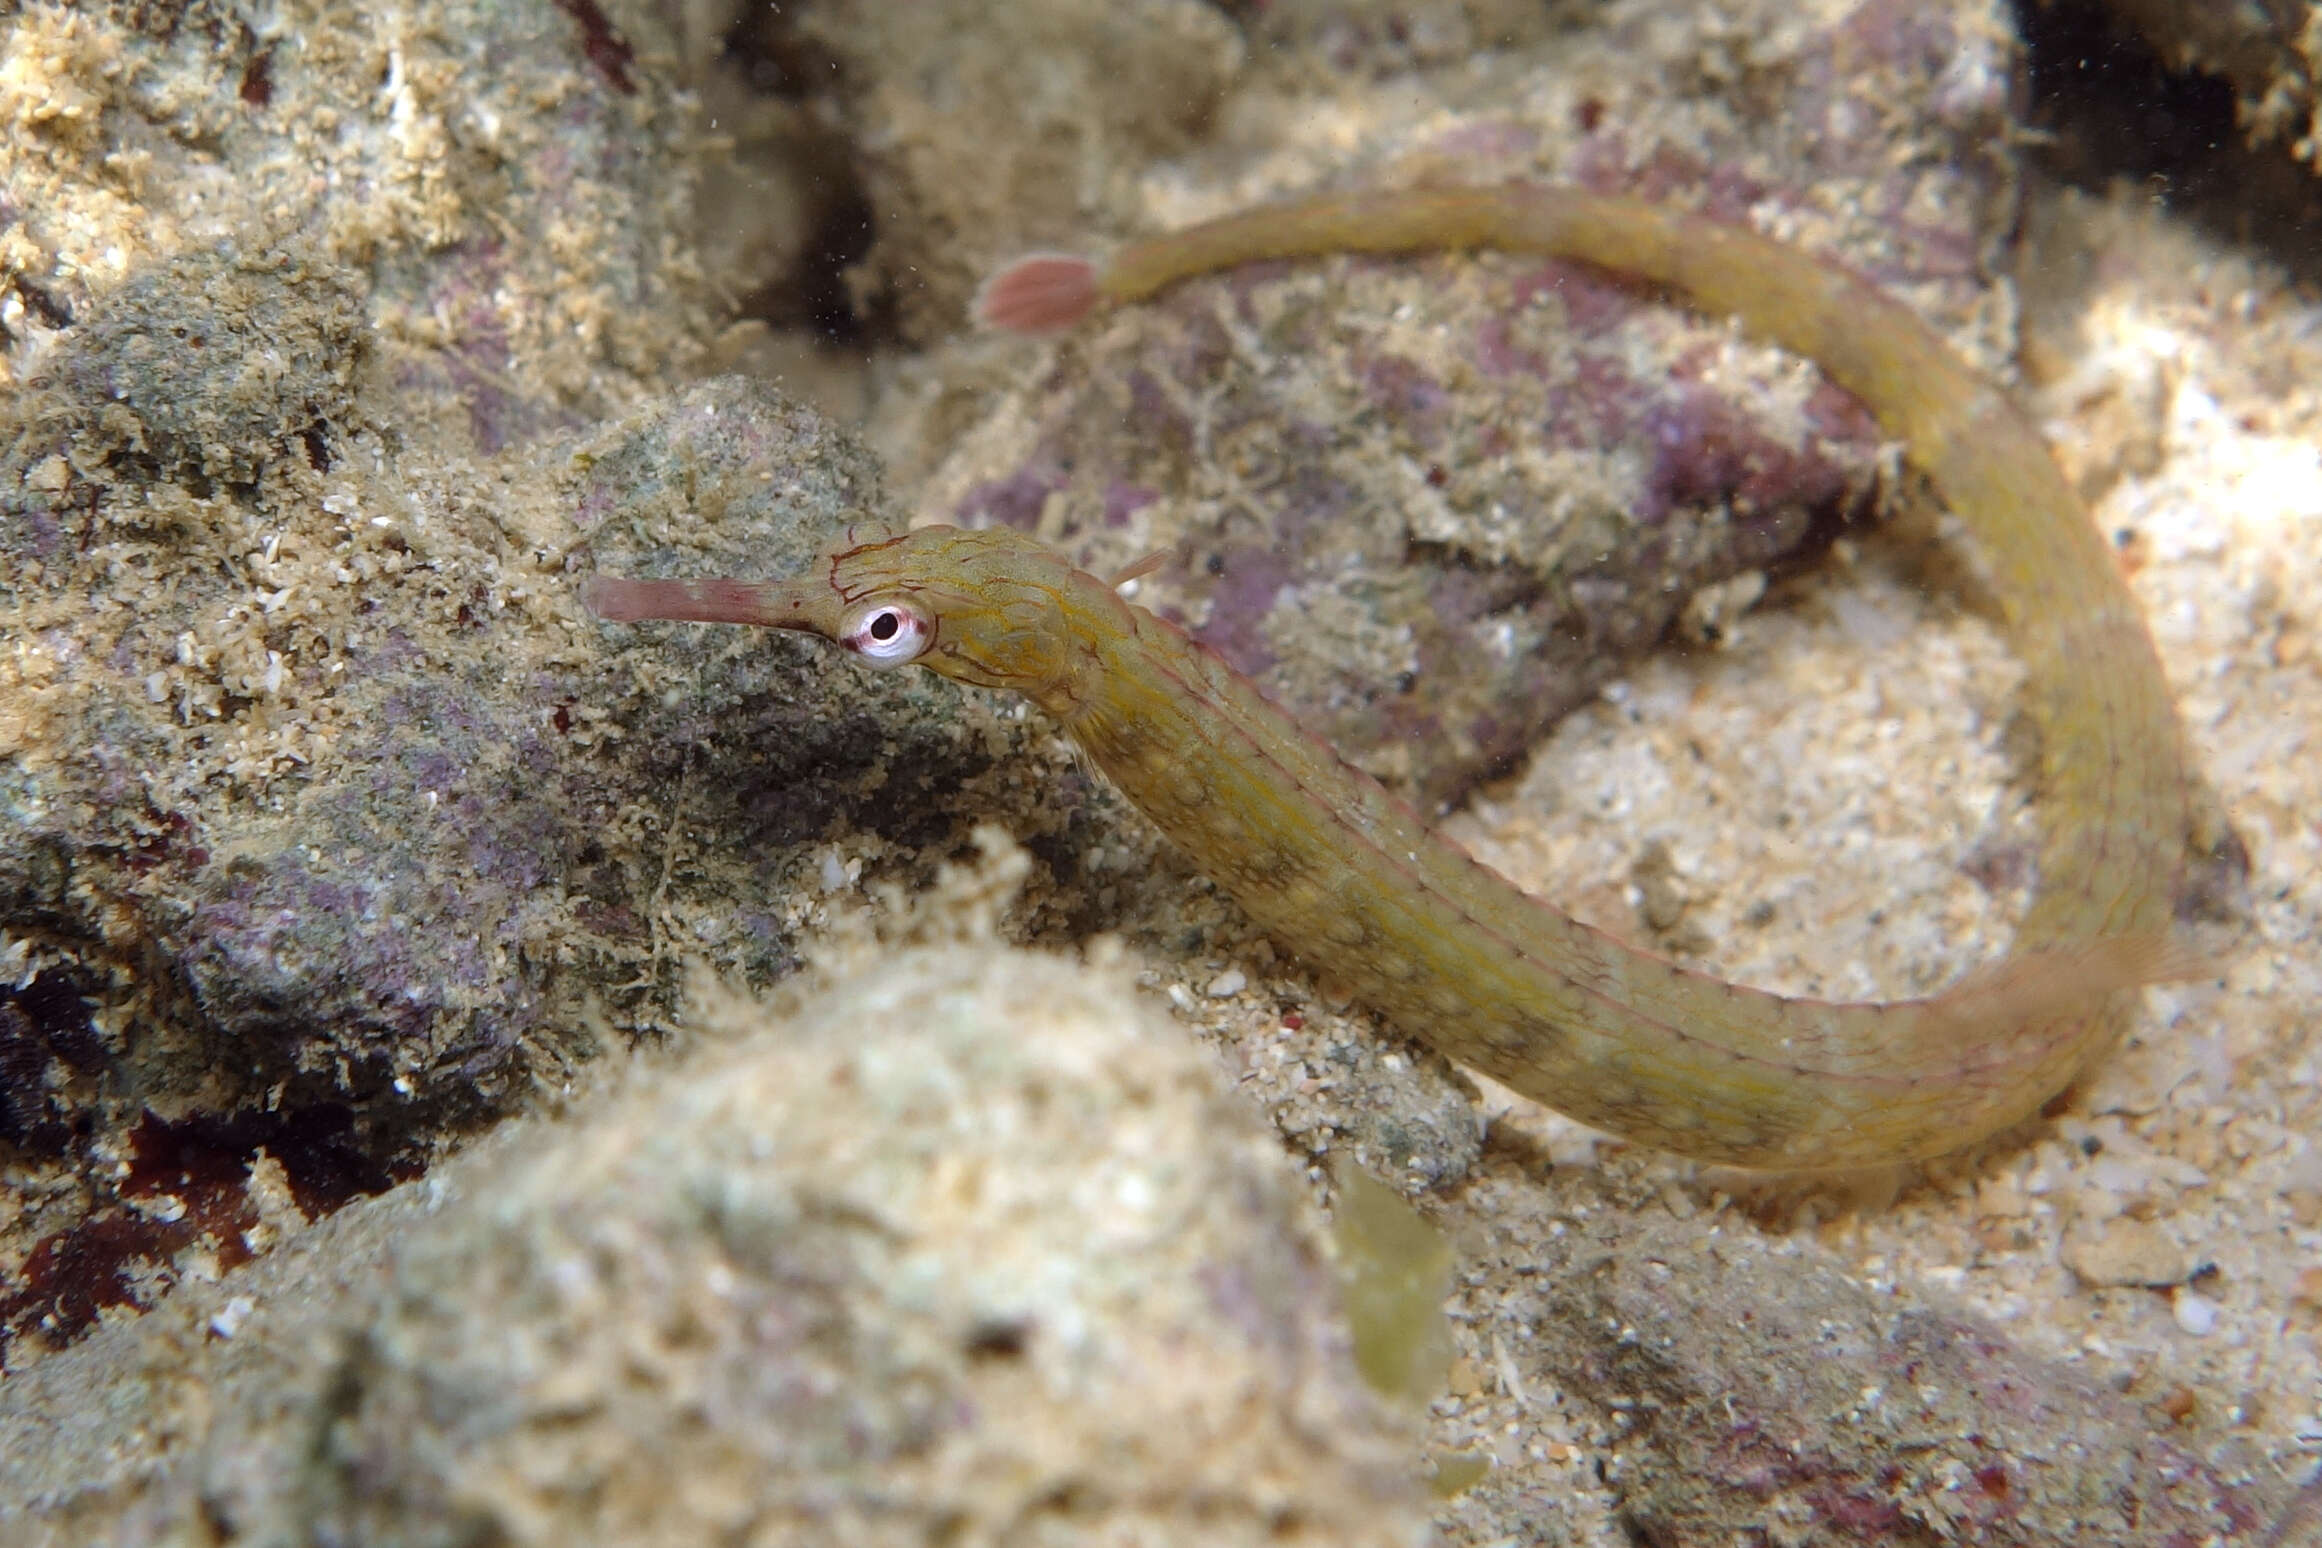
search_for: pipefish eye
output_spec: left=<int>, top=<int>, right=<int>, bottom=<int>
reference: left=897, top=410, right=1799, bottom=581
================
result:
left=839, top=598, right=934, bottom=667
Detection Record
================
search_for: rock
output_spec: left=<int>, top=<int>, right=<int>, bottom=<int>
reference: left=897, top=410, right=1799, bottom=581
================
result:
left=1441, top=1194, right=2287, bottom=1546
left=0, top=368, right=1020, bottom=1361
left=2063, top=1217, right=2199, bottom=1288
left=0, top=920, right=1429, bottom=1547
left=29, top=243, right=369, bottom=485
left=0, top=0, right=732, bottom=1360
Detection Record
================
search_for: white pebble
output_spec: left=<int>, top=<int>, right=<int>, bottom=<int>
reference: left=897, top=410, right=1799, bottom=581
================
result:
left=208, top=1295, right=255, bottom=1340
left=2171, top=1287, right=2219, bottom=1337
left=1206, top=968, right=1247, bottom=998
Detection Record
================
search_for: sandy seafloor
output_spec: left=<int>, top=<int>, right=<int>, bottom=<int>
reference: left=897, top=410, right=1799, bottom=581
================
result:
left=2, top=0, right=2321, bottom=1540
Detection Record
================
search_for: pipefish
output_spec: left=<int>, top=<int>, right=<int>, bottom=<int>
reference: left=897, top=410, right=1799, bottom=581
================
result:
left=590, top=182, right=2199, bottom=1170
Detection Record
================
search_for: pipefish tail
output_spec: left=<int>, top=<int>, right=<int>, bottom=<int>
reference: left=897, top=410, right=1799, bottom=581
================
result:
left=591, top=182, right=2200, bottom=1170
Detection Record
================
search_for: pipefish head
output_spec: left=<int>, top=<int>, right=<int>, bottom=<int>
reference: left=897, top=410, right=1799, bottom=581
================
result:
left=585, top=525, right=1110, bottom=707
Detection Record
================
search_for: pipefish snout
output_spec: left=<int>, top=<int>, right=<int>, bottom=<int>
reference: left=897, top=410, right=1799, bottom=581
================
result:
left=589, top=182, right=2205, bottom=1171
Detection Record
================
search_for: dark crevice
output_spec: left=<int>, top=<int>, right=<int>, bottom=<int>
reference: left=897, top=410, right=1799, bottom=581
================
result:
left=711, top=2, right=892, bottom=348
left=719, top=3, right=844, bottom=102
left=734, top=177, right=883, bottom=346
left=0, top=968, right=107, bottom=1156
left=2014, top=0, right=2322, bottom=286
left=10, top=274, right=73, bottom=330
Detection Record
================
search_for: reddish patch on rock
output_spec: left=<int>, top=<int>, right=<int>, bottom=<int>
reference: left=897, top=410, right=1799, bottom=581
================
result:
left=1189, top=544, right=1294, bottom=675
left=1804, top=379, right=1882, bottom=444
left=0, top=1216, right=181, bottom=1351
left=1633, top=383, right=1858, bottom=533
left=1423, top=118, right=1541, bottom=162
left=1474, top=315, right=1546, bottom=379
left=120, top=809, right=208, bottom=874
left=1507, top=259, right=1639, bottom=331
left=1806, top=1484, right=1912, bottom=1536
left=1103, top=480, right=1158, bottom=528
left=957, top=462, right=1068, bottom=530
left=552, top=0, right=637, bottom=93
left=1360, top=352, right=1450, bottom=440
left=0, top=1105, right=405, bottom=1363
left=238, top=42, right=274, bottom=107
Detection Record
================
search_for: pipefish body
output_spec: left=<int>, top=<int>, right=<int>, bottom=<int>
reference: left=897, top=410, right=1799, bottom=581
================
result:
left=590, top=182, right=2198, bottom=1170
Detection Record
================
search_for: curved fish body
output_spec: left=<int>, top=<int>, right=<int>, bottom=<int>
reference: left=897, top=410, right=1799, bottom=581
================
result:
left=591, top=183, right=2196, bottom=1170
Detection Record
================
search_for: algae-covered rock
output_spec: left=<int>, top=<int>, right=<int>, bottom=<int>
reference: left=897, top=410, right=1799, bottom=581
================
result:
left=795, top=0, right=1250, bottom=343
left=0, top=0, right=725, bottom=1357
left=0, top=919, right=1429, bottom=1548
left=0, top=367, right=1012, bottom=1359
left=24, top=243, right=369, bottom=486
